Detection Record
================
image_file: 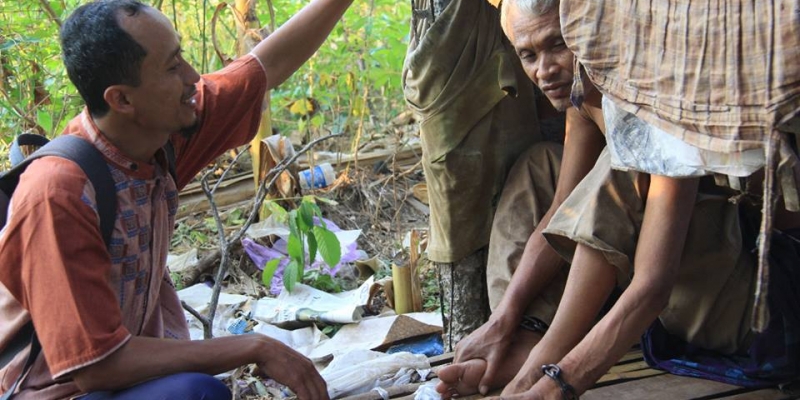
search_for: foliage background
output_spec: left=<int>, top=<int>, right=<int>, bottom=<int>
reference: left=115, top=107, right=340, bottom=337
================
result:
left=0, top=0, right=411, bottom=166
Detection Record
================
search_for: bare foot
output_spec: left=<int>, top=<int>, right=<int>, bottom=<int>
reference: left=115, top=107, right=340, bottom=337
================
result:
left=435, top=358, right=487, bottom=399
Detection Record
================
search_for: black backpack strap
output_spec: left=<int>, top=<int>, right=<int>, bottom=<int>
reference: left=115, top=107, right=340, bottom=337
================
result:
left=16, top=135, right=117, bottom=245
left=8, top=134, right=49, bottom=167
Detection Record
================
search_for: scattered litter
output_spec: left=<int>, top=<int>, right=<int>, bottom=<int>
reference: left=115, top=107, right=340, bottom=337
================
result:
left=256, top=276, right=376, bottom=328
left=166, top=248, right=198, bottom=273
left=308, top=313, right=442, bottom=362
left=252, top=322, right=328, bottom=358
left=321, top=350, right=430, bottom=399
left=244, top=214, right=291, bottom=239
left=370, top=386, right=390, bottom=400
left=355, top=257, right=384, bottom=280
left=177, top=283, right=250, bottom=339
left=413, top=379, right=442, bottom=400
left=386, top=333, right=443, bottom=357
left=226, top=311, right=255, bottom=335
left=299, top=162, right=337, bottom=190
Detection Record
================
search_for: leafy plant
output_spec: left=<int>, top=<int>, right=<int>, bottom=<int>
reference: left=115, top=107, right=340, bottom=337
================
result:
left=171, top=220, right=211, bottom=250
left=304, top=268, right=342, bottom=293
left=261, top=196, right=342, bottom=292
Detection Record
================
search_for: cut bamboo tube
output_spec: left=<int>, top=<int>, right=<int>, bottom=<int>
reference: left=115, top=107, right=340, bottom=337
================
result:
left=392, top=262, right=413, bottom=315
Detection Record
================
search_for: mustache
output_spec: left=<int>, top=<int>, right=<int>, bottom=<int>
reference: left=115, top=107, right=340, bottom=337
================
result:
left=182, top=89, right=198, bottom=101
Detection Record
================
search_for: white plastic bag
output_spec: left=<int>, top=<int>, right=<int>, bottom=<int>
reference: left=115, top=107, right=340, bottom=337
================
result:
left=321, top=350, right=430, bottom=399
left=413, top=379, right=441, bottom=400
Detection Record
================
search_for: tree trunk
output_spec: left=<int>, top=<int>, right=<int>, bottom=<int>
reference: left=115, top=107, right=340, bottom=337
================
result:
left=436, top=248, right=490, bottom=352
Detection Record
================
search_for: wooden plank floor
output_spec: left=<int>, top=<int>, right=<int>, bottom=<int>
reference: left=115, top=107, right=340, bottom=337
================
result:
left=341, top=349, right=796, bottom=400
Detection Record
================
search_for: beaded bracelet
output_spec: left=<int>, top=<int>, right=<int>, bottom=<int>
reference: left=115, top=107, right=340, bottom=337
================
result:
left=541, top=364, right=579, bottom=400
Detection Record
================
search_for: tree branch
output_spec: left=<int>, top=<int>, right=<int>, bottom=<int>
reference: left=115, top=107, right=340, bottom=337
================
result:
left=201, top=169, right=231, bottom=339
left=181, top=300, right=211, bottom=334
left=38, top=0, right=62, bottom=28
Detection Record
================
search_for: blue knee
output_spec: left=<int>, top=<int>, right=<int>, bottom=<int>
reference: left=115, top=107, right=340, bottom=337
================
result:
left=163, top=373, right=231, bottom=400
left=81, top=372, right=231, bottom=400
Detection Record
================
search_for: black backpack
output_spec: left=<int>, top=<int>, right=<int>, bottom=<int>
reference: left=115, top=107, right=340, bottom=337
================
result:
left=0, top=133, right=175, bottom=399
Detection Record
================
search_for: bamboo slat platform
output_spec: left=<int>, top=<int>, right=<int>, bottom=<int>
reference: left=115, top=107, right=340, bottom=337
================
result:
left=341, top=350, right=797, bottom=400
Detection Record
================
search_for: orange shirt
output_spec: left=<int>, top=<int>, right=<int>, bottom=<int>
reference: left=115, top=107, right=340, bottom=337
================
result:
left=0, top=55, right=267, bottom=399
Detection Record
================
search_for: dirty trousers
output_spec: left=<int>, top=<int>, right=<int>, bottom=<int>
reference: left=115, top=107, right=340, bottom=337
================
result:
left=488, top=145, right=756, bottom=354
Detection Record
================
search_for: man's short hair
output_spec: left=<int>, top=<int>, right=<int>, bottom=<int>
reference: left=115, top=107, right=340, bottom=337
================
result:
left=60, top=0, right=149, bottom=118
left=500, top=0, right=560, bottom=35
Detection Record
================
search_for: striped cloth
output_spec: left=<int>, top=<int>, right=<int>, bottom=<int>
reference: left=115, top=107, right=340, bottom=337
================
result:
left=560, top=0, right=800, bottom=332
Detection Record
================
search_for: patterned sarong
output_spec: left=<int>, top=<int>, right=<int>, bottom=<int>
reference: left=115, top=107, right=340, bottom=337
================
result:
left=561, top=0, right=800, bottom=332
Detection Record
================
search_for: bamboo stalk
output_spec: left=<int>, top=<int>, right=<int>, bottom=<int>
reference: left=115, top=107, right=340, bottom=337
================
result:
left=392, top=262, right=413, bottom=315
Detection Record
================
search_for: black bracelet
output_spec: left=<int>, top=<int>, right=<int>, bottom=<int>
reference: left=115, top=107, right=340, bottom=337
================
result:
left=541, top=364, right=579, bottom=400
left=520, top=316, right=549, bottom=333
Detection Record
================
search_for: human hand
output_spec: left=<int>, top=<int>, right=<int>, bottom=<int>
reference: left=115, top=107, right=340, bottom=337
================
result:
left=500, top=350, right=550, bottom=396
left=453, top=316, right=516, bottom=393
left=497, top=371, right=565, bottom=400
left=485, top=389, right=547, bottom=400
left=255, top=337, right=329, bottom=400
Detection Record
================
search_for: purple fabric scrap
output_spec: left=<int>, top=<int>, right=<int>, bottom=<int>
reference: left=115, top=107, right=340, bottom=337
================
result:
left=242, top=217, right=362, bottom=295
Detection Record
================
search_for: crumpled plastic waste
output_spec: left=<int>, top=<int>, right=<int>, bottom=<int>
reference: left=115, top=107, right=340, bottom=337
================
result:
left=412, top=379, right=441, bottom=400
left=321, top=350, right=431, bottom=399
left=386, top=333, right=443, bottom=357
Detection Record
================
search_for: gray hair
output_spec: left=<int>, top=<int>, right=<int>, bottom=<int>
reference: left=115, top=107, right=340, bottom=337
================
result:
left=500, top=0, right=559, bottom=35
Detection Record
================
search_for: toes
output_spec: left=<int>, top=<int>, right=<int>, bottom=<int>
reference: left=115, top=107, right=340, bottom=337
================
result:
left=436, top=364, right=464, bottom=384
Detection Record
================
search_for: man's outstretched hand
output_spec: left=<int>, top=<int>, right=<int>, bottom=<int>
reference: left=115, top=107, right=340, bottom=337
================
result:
left=256, top=337, right=330, bottom=400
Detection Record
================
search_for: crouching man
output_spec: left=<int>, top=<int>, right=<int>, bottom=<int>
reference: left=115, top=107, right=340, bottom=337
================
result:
left=437, top=0, right=800, bottom=398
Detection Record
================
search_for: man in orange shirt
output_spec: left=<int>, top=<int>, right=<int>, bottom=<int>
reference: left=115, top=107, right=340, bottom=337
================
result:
left=0, top=0, right=351, bottom=398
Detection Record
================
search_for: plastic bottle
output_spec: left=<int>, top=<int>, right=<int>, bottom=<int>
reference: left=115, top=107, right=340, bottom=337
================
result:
left=298, top=163, right=336, bottom=190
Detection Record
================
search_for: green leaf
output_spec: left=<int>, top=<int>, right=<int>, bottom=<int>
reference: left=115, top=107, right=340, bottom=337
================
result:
left=313, top=196, right=339, bottom=206
left=297, top=252, right=305, bottom=282
left=36, top=110, right=52, bottom=134
left=307, top=273, right=341, bottom=293
left=307, top=232, right=318, bottom=265
left=229, top=208, right=243, bottom=221
left=304, top=197, right=324, bottom=218
left=298, top=200, right=314, bottom=231
left=284, top=259, right=300, bottom=292
left=287, top=234, right=304, bottom=262
left=261, top=258, right=281, bottom=287
left=288, top=210, right=300, bottom=239
left=264, top=201, right=288, bottom=223
left=310, top=113, right=324, bottom=129
left=313, top=226, right=341, bottom=268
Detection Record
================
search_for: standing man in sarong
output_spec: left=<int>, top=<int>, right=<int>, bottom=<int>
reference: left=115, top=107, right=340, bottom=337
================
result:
left=403, top=0, right=548, bottom=350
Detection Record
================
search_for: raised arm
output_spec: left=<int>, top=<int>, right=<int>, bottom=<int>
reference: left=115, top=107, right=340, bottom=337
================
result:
left=252, top=0, right=354, bottom=90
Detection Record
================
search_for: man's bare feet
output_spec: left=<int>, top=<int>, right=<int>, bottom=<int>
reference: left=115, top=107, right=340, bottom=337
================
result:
left=435, top=358, right=488, bottom=399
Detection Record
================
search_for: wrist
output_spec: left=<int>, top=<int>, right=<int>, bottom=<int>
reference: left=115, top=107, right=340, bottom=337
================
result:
left=251, top=334, right=277, bottom=362
left=487, top=309, right=521, bottom=336
left=541, top=364, right=579, bottom=400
